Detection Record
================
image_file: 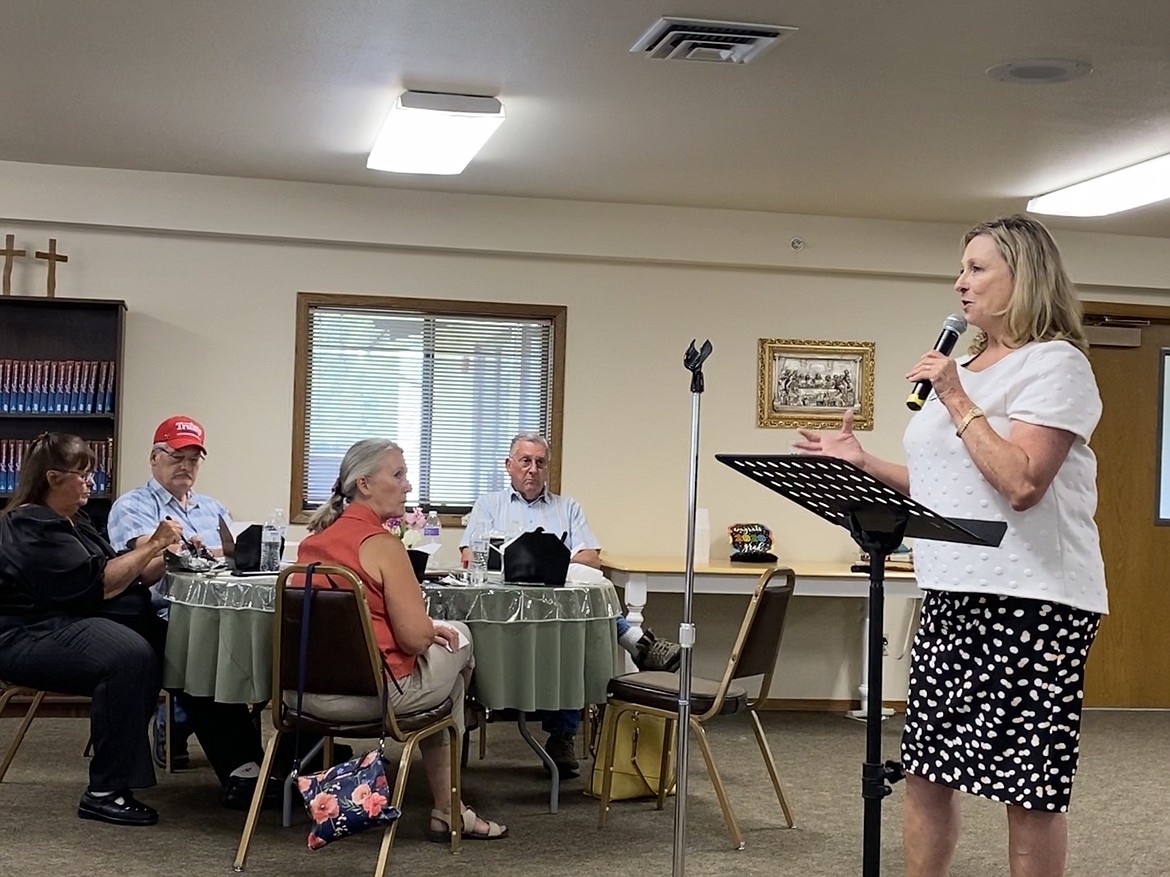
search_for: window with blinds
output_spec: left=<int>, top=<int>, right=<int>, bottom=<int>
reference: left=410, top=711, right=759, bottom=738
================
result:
left=292, top=293, right=566, bottom=519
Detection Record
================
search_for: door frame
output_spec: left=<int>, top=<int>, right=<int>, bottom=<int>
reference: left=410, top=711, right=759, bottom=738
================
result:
left=1083, top=301, right=1170, bottom=321
left=1082, top=297, right=1170, bottom=707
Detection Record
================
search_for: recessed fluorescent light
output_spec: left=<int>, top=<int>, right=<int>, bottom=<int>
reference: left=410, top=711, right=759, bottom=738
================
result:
left=367, top=91, right=504, bottom=175
left=1028, top=152, right=1170, bottom=217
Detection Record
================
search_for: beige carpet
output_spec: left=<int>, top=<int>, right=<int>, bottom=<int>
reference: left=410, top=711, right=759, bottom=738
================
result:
left=0, top=709, right=1165, bottom=876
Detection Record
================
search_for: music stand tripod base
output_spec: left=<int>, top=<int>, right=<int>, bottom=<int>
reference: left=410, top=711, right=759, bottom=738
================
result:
left=846, top=707, right=895, bottom=723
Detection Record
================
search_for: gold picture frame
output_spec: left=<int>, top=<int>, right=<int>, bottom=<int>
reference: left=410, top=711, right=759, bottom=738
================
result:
left=757, top=338, right=875, bottom=430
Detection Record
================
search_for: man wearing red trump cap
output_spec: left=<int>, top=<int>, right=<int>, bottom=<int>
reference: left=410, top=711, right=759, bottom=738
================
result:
left=109, top=416, right=232, bottom=564
left=108, top=415, right=237, bottom=776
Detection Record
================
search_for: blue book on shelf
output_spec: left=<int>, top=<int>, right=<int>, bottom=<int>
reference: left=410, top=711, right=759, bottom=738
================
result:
left=14, top=361, right=25, bottom=413
left=104, top=361, right=115, bottom=414
left=70, top=361, right=81, bottom=413
left=51, top=361, right=63, bottom=413
left=33, top=361, right=45, bottom=413
left=95, top=361, right=108, bottom=414
left=82, top=361, right=93, bottom=413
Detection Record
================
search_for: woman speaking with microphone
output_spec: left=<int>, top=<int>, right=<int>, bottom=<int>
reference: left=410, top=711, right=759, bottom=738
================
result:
left=794, top=215, right=1106, bottom=877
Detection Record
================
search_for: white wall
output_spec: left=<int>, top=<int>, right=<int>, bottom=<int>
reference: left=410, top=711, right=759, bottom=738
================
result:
left=3, top=160, right=1168, bottom=703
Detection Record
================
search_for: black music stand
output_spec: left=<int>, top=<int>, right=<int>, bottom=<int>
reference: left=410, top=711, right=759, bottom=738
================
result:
left=715, top=453, right=1006, bottom=877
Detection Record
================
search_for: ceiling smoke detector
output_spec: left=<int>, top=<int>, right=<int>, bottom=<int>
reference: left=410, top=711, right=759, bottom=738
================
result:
left=630, top=16, right=797, bottom=65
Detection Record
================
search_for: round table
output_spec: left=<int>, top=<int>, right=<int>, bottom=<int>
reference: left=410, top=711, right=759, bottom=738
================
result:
left=160, top=571, right=621, bottom=712
left=423, top=579, right=622, bottom=712
left=159, top=570, right=277, bottom=703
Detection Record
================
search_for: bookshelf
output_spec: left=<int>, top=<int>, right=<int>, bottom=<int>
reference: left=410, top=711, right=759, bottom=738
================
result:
left=0, top=297, right=126, bottom=535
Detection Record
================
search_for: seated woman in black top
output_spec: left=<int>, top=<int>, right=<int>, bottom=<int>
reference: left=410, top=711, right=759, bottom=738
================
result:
left=0, top=433, right=181, bottom=825
left=0, top=434, right=271, bottom=826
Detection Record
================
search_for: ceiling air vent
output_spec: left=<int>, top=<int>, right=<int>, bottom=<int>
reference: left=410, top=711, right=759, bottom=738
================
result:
left=630, top=16, right=797, bottom=65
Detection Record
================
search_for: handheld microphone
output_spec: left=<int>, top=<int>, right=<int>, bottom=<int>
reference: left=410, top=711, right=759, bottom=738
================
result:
left=906, top=313, right=968, bottom=411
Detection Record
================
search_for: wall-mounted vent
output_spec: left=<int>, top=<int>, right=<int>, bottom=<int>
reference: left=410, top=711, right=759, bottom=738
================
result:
left=630, top=16, right=797, bottom=64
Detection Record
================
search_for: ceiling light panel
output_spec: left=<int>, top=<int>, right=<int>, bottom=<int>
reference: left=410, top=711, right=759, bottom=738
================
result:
left=367, top=91, right=504, bottom=176
left=1028, top=153, right=1170, bottom=217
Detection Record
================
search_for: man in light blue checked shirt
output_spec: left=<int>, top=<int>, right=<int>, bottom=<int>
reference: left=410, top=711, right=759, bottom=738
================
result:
left=460, top=432, right=679, bottom=779
left=108, top=415, right=232, bottom=771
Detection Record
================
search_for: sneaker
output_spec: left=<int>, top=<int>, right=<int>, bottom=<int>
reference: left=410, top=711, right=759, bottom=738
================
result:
left=635, top=632, right=682, bottom=673
left=222, top=775, right=283, bottom=811
left=151, top=703, right=191, bottom=770
left=543, top=732, right=580, bottom=779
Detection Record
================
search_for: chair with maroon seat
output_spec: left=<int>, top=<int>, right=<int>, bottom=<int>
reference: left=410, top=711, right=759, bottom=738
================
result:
left=233, top=563, right=461, bottom=877
left=595, top=566, right=797, bottom=849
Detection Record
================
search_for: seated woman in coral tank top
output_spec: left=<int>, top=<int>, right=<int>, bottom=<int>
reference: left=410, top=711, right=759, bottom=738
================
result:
left=298, top=438, right=506, bottom=842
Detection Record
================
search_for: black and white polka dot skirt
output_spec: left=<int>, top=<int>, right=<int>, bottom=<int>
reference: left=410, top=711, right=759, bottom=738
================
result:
left=900, top=590, right=1101, bottom=811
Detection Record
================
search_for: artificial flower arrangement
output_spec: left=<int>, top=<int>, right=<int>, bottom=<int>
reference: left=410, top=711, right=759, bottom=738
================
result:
left=383, top=507, right=427, bottom=548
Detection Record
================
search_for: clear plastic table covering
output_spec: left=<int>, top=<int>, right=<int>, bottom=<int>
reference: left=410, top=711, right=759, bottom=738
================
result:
left=424, top=581, right=622, bottom=623
left=161, top=571, right=622, bottom=623
left=160, top=571, right=278, bottom=612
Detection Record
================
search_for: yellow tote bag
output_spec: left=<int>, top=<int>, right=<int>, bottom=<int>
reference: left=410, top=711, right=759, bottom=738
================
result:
left=587, top=710, right=676, bottom=800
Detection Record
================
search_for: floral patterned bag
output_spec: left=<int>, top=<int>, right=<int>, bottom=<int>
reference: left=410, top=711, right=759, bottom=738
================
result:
left=296, top=746, right=400, bottom=849
left=292, top=563, right=402, bottom=849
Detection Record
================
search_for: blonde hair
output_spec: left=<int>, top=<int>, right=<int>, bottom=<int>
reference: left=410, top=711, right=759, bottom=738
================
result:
left=305, top=438, right=402, bottom=533
left=963, top=214, right=1088, bottom=356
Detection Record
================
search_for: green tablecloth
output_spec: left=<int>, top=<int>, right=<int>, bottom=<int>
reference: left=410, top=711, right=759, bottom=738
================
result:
left=160, top=572, right=621, bottom=711
left=424, top=582, right=621, bottom=712
left=160, top=571, right=276, bottom=703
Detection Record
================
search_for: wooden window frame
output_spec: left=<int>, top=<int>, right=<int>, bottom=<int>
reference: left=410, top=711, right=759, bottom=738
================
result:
left=291, top=292, right=567, bottom=525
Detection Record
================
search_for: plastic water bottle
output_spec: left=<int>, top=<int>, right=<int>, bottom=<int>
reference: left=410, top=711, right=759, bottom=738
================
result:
left=423, top=510, right=442, bottom=546
left=260, top=512, right=283, bottom=573
left=468, top=527, right=490, bottom=586
left=271, top=507, right=288, bottom=535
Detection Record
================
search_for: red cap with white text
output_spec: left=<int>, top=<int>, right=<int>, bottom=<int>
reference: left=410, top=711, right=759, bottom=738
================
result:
left=154, top=416, right=206, bottom=452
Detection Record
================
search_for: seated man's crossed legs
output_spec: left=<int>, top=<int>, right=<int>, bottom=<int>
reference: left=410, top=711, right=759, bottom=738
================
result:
left=534, top=616, right=680, bottom=781
left=615, top=615, right=681, bottom=673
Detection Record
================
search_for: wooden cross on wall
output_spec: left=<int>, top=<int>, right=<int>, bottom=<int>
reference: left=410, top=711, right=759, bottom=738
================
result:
left=1, top=234, right=25, bottom=296
left=34, top=238, right=68, bottom=298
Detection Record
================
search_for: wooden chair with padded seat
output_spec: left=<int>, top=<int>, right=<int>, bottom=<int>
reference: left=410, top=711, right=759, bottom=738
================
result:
left=595, top=566, right=797, bottom=850
left=0, top=683, right=119, bottom=777
left=0, top=682, right=47, bottom=781
left=233, top=563, right=461, bottom=877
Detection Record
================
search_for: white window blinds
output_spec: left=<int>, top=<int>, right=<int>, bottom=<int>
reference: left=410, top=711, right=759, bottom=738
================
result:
left=301, top=302, right=556, bottom=514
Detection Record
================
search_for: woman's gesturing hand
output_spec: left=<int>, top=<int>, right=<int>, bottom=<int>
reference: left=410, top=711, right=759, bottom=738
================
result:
left=791, top=409, right=868, bottom=469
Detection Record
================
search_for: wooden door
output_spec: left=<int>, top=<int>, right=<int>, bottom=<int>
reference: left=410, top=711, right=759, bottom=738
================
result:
left=1083, top=303, right=1170, bottom=708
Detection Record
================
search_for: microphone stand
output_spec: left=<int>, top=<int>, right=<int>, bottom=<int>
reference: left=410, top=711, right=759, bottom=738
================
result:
left=673, top=339, right=712, bottom=877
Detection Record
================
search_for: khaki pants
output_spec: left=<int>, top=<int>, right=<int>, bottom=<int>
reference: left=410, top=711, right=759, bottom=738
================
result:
left=388, top=620, right=473, bottom=746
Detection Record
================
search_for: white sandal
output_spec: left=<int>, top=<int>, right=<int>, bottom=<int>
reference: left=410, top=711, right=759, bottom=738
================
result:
left=427, top=805, right=508, bottom=842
